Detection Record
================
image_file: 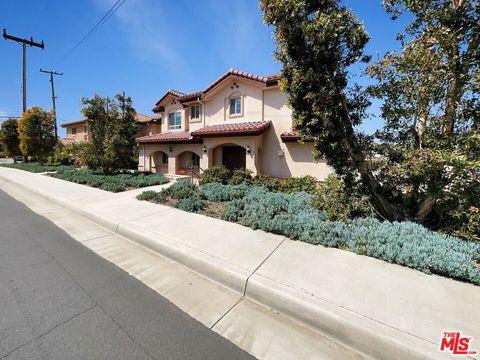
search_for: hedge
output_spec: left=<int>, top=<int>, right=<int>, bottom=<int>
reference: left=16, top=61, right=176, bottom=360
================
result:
left=51, top=169, right=169, bottom=192
left=0, top=162, right=75, bottom=173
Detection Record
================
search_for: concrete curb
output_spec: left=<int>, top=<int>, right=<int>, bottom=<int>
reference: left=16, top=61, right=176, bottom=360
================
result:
left=0, top=170, right=467, bottom=360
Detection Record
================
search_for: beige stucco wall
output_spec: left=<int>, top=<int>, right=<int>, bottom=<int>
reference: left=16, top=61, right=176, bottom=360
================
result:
left=65, top=125, right=89, bottom=142
left=140, top=143, right=203, bottom=174
left=147, top=77, right=334, bottom=180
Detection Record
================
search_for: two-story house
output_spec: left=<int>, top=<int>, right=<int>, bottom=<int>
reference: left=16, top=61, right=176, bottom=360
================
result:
left=136, top=69, right=333, bottom=179
left=61, top=114, right=161, bottom=144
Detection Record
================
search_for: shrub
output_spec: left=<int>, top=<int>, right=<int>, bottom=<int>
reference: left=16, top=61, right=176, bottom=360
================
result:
left=136, top=190, right=158, bottom=201
left=99, top=182, right=125, bottom=192
left=199, top=165, right=232, bottom=185
left=163, top=181, right=196, bottom=199
left=252, top=173, right=281, bottom=192
left=175, top=197, right=206, bottom=213
left=199, top=183, right=250, bottom=202
left=228, top=168, right=253, bottom=185
left=280, top=175, right=317, bottom=194
left=221, top=186, right=480, bottom=285
left=0, top=162, right=75, bottom=173
left=50, top=169, right=168, bottom=192
left=312, top=174, right=376, bottom=220
left=53, top=142, right=87, bottom=166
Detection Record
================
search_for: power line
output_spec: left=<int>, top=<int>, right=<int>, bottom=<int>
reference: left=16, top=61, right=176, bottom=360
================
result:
left=54, top=0, right=128, bottom=66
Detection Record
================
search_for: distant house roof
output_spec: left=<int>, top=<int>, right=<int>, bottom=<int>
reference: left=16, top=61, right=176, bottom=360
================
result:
left=60, top=113, right=158, bottom=128
left=136, top=131, right=201, bottom=144
left=191, top=120, right=272, bottom=137
left=153, top=69, right=280, bottom=112
left=61, top=119, right=85, bottom=128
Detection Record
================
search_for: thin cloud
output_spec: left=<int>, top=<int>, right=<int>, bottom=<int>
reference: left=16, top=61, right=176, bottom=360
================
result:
left=93, top=0, right=191, bottom=79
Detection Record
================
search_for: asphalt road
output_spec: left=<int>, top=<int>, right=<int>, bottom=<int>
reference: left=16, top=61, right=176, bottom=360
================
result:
left=0, top=189, right=255, bottom=360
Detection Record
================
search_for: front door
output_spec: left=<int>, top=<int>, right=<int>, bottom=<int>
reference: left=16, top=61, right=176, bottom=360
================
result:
left=222, top=146, right=246, bottom=171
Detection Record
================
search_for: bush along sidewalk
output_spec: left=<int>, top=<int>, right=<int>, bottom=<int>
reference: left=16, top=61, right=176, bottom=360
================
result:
left=0, top=162, right=76, bottom=173
left=137, top=181, right=480, bottom=286
left=50, top=168, right=169, bottom=192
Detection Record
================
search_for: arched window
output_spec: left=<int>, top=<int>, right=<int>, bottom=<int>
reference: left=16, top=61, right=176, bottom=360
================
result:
left=168, top=110, right=181, bottom=130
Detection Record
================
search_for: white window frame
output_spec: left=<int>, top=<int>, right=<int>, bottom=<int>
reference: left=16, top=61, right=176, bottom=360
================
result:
left=168, top=111, right=182, bottom=130
left=190, top=104, right=201, bottom=121
left=229, top=96, right=242, bottom=115
left=71, top=127, right=76, bottom=136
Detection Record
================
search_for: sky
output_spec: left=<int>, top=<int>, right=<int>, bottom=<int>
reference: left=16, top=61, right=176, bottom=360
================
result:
left=0, top=0, right=410, bottom=137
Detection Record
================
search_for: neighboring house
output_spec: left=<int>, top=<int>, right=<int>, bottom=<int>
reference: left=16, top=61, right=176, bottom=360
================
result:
left=136, top=68, right=333, bottom=179
left=60, top=114, right=160, bottom=144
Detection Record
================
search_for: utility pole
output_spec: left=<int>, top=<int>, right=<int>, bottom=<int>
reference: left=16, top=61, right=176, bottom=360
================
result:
left=40, top=69, right=63, bottom=139
left=3, top=29, right=45, bottom=113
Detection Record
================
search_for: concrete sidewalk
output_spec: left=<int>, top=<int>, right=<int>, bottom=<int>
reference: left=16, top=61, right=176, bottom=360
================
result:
left=1, top=166, right=479, bottom=360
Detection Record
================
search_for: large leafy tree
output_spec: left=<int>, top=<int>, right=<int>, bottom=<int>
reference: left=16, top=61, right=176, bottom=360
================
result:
left=82, top=93, right=139, bottom=174
left=261, top=0, right=480, bottom=229
left=18, top=107, right=57, bottom=164
left=261, top=0, right=402, bottom=220
left=367, top=0, right=480, bottom=229
left=0, top=118, right=21, bottom=162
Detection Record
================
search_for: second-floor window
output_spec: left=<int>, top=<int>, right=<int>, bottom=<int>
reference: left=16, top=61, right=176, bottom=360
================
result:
left=71, top=127, right=76, bottom=136
left=229, top=97, right=241, bottom=115
left=84, top=126, right=88, bottom=133
left=190, top=104, right=201, bottom=120
left=168, top=111, right=181, bottom=130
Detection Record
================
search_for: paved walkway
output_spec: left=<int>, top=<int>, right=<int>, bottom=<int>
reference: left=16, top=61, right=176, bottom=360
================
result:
left=0, top=189, right=254, bottom=360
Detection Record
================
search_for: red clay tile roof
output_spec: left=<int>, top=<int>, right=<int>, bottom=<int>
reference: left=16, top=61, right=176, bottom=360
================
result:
left=191, top=120, right=272, bottom=137
left=135, top=113, right=161, bottom=123
left=280, top=131, right=314, bottom=142
left=152, top=69, right=280, bottom=108
left=61, top=114, right=158, bottom=128
left=136, top=131, right=201, bottom=144
left=152, top=89, right=186, bottom=112
left=178, top=91, right=203, bottom=103
left=61, top=119, right=85, bottom=128
left=202, top=69, right=278, bottom=95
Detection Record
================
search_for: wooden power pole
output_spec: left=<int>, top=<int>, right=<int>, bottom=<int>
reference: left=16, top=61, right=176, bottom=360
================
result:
left=40, top=69, right=63, bottom=139
left=2, top=28, right=45, bottom=113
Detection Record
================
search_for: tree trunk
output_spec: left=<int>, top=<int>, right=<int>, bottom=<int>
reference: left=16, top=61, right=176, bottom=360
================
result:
left=335, top=94, right=404, bottom=221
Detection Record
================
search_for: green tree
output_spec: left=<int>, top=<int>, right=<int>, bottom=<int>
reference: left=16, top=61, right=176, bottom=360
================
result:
left=0, top=118, right=21, bottom=162
left=18, top=107, right=56, bottom=164
left=81, top=93, right=139, bottom=174
left=260, top=0, right=402, bottom=220
left=366, top=0, right=480, bottom=227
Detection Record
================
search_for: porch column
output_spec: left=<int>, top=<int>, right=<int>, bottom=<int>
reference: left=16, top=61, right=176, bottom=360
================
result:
left=245, top=144, right=258, bottom=176
left=168, top=154, right=176, bottom=174
left=200, top=150, right=208, bottom=170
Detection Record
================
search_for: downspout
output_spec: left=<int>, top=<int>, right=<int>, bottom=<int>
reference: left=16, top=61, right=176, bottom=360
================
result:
left=143, top=145, right=146, bottom=171
left=198, top=97, right=205, bottom=127
left=198, top=97, right=206, bottom=170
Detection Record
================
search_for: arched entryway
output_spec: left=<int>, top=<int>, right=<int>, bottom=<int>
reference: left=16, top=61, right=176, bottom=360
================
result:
left=211, top=144, right=246, bottom=171
left=150, top=151, right=168, bottom=174
left=176, top=151, right=200, bottom=175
